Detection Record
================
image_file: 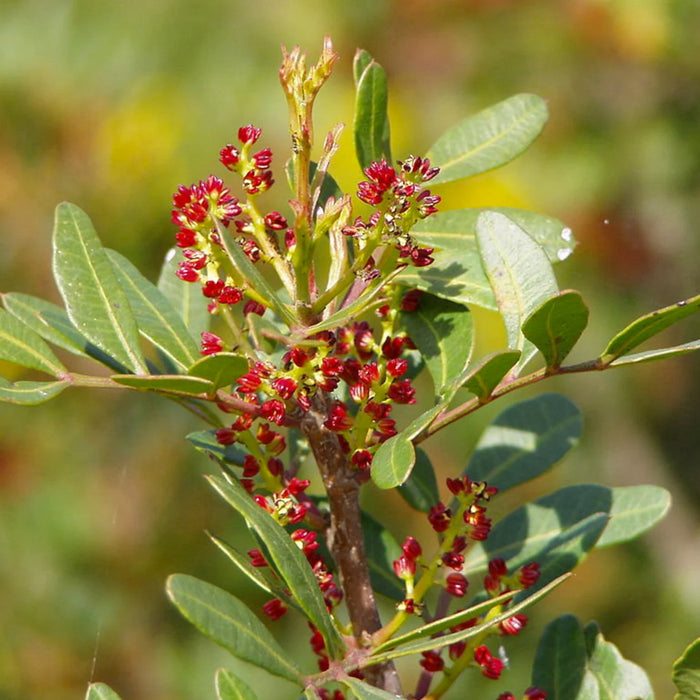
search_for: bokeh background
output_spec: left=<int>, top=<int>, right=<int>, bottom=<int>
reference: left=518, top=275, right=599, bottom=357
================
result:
left=1, top=0, right=699, bottom=698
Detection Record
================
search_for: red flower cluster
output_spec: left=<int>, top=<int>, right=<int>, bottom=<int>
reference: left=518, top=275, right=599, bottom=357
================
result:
left=474, top=644, right=505, bottom=679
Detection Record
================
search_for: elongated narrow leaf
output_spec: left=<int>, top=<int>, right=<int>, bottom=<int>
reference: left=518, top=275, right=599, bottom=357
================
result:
left=457, top=349, right=521, bottom=400
left=0, top=308, right=66, bottom=376
left=112, top=374, right=215, bottom=397
left=353, top=48, right=373, bottom=84
left=207, top=474, right=344, bottom=658
left=476, top=211, right=558, bottom=372
left=0, top=377, right=70, bottom=404
left=465, top=393, right=582, bottom=492
left=216, top=668, right=259, bottom=700
left=342, top=676, right=402, bottom=699
left=2, top=292, right=126, bottom=371
left=85, top=683, right=123, bottom=700
left=362, top=513, right=404, bottom=601
left=188, top=353, right=249, bottom=389
left=523, top=290, right=589, bottom=369
left=401, top=208, right=573, bottom=310
left=106, top=249, right=199, bottom=371
left=397, top=447, right=439, bottom=513
left=401, top=294, right=473, bottom=395
left=157, top=248, right=209, bottom=342
left=217, top=223, right=297, bottom=327
left=52, top=203, right=146, bottom=373
left=353, top=52, right=391, bottom=170
left=426, top=94, right=548, bottom=185
left=584, top=621, right=653, bottom=700
left=167, top=574, right=301, bottom=682
left=601, top=292, right=700, bottom=364
left=673, top=637, right=700, bottom=699
left=609, top=339, right=700, bottom=367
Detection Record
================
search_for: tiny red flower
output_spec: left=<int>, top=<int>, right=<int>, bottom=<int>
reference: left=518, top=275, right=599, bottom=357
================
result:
left=247, top=549, right=267, bottom=567
left=400, top=289, right=423, bottom=311
left=401, top=536, right=422, bottom=560
left=351, top=449, right=373, bottom=471
left=219, top=143, right=240, bottom=169
left=215, top=427, right=236, bottom=445
left=393, top=555, right=416, bottom=580
left=261, top=399, right=286, bottom=426
left=489, top=558, right=508, bottom=577
left=218, top=285, right=243, bottom=304
left=200, top=331, right=223, bottom=355
left=386, top=358, right=408, bottom=377
left=524, top=687, right=547, bottom=700
left=428, top=502, right=452, bottom=532
left=238, top=124, right=261, bottom=144
left=500, top=613, right=528, bottom=636
left=242, top=455, right=260, bottom=477
left=387, top=378, right=416, bottom=404
left=243, top=300, right=266, bottom=316
left=519, top=562, right=541, bottom=588
left=264, top=211, right=288, bottom=230
left=419, top=650, right=444, bottom=674
left=442, top=551, right=465, bottom=570
left=252, top=147, right=273, bottom=169
left=271, top=376, right=297, bottom=400
left=324, top=402, right=353, bottom=432
left=445, top=572, right=468, bottom=597
left=496, top=694, right=516, bottom=700
left=262, top=598, right=287, bottom=620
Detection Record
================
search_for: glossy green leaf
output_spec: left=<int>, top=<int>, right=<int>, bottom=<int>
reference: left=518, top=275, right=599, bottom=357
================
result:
left=52, top=203, right=147, bottom=374
left=397, top=447, right=439, bottom=513
left=584, top=621, right=653, bottom=700
left=400, top=293, right=473, bottom=395
left=601, top=292, right=700, bottom=364
left=216, top=223, right=297, bottom=327
left=2, top=292, right=126, bottom=371
left=533, top=615, right=599, bottom=700
left=476, top=211, right=558, bottom=372
left=0, top=308, right=66, bottom=376
left=465, top=393, right=582, bottom=492
left=456, top=349, right=521, bottom=400
left=167, top=574, right=302, bottom=683
left=353, top=52, right=391, bottom=170
left=426, top=94, right=548, bottom=185
left=522, top=290, right=589, bottom=368
left=157, top=248, right=209, bottom=342
left=106, top=249, right=200, bottom=371
left=673, top=637, right=700, bottom=699
left=0, top=377, right=70, bottom=404
left=85, top=683, right=123, bottom=700
left=341, top=676, right=402, bottom=699
left=111, top=374, right=215, bottom=397
left=216, top=667, right=260, bottom=700
left=368, top=574, right=568, bottom=666
left=402, top=208, right=572, bottom=310
left=188, top=353, right=249, bottom=389
left=371, top=433, right=415, bottom=490
left=362, top=513, right=404, bottom=601
left=207, top=473, right=345, bottom=658
left=609, top=339, right=700, bottom=367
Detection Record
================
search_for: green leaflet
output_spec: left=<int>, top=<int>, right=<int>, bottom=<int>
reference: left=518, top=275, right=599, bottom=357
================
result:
left=522, top=290, right=590, bottom=369
left=673, top=637, right=700, bottom=699
left=216, top=668, right=259, bottom=700
left=111, top=374, right=215, bottom=397
left=341, top=676, right=403, bottom=699
left=426, top=93, right=548, bottom=185
left=400, top=293, right=473, bottom=396
left=465, top=393, right=582, bottom=493
left=476, top=211, right=558, bottom=373
left=457, top=349, right=521, bottom=401
left=157, top=248, right=210, bottom=343
left=609, top=339, right=700, bottom=367
left=52, top=203, right=146, bottom=374
left=188, top=353, right=249, bottom=389
left=533, top=616, right=653, bottom=700
left=107, top=249, right=200, bottom=371
left=370, top=432, right=415, bottom=490
left=0, top=307, right=66, bottom=377
left=85, top=683, right=124, bottom=700
left=166, top=574, right=302, bottom=684
left=0, top=377, right=70, bottom=405
left=353, top=49, right=391, bottom=170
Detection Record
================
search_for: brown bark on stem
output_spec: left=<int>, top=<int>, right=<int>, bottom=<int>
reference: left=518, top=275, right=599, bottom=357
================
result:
left=301, top=393, right=402, bottom=695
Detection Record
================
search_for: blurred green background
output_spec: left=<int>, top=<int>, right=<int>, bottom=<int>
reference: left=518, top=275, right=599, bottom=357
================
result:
left=1, top=0, right=700, bottom=698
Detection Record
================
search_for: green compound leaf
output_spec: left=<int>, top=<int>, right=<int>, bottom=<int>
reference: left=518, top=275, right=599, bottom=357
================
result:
left=341, top=675, right=403, bottom=699
left=166, top=574, right=302, bottom=683
left=370, top=432, right=415, bottom=490
left=456, top=349, right=521, bottom=401
left=601, top=292, right=700, bottom=365
left=402, top=208, right=573, bottom=311
left=353, top=50, right=391, bottom=170
left=426, top=94, right=548, bottom=185
left=2, top=292, right=126, bottom=371
left=400, top=293, right=473, bottom=396
left=533, top=616, right=653, bottom=700
left=465, top=393, right=582, bottom=493
left=111, top=374, right=215, bottom=397
left=476, top=211, right=558, bottom=372
left=673, top=637, right=700, bottom=699
left=0, top=307, right=66, bottom=376
left=397, top=447, right=439, bottom=513
left=0, top=377, right=70, bottom=405
left=188, top=353, right=249, bottom=390
left=107, top=249, right=200, bottom=371
left=85, top=683, right=124, bottom=700
left=157, top=248, right=210, bottom=343
left=52, top=203, right=147, bottom=374
left=216, top=668, right=259, bottom=700
left=207, top=473, right=345, bottom=659
left=522, top=290, right=590, bottom=369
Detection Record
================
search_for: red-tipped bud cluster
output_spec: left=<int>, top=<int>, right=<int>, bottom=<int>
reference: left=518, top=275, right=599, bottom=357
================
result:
left=474, top=645, right=505, bottom=680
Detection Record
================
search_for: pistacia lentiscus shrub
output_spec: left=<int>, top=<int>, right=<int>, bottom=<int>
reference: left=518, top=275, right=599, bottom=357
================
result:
left=2, top=38, right=700, bottom=700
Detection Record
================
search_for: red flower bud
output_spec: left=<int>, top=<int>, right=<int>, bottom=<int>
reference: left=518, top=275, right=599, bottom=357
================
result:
left=262, top=598, right=287, bottom=620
